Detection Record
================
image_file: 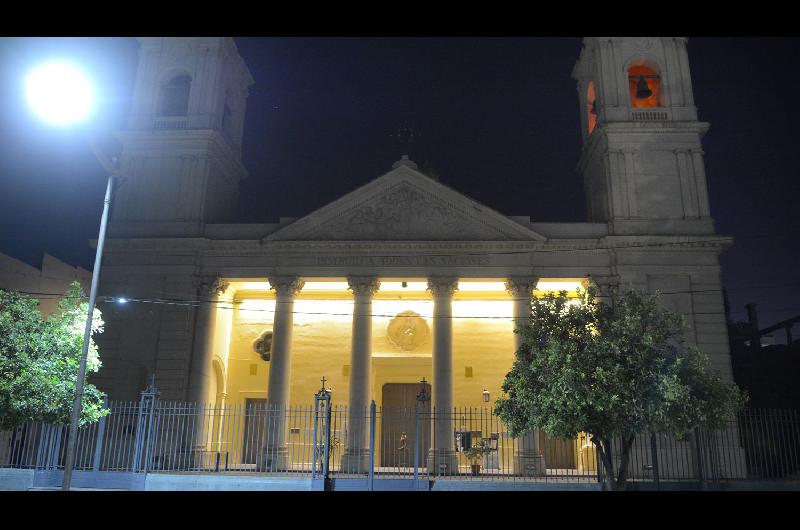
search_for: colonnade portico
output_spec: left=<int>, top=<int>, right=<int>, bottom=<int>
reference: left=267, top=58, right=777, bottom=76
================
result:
left=255, top=274, right=587, bottom=473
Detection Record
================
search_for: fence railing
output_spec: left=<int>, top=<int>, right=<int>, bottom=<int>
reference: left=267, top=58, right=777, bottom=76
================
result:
left=1, top=402, right=798, bottom=485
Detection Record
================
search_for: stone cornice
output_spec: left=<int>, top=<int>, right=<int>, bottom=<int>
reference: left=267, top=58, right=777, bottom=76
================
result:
left=101, top=235, right=733, bottom=255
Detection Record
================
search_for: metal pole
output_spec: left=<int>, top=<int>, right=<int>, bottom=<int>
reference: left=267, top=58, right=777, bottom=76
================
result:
left=414, top=400, right=420, bottom=483
left=369, top=401, right=376, bottom=491
left=312, top=401, right=319, bottom=479
left=649, top=432, right=660, bottom=491
left=91, top=398, right=109, bottom=472
left=62, top=173, right=114, bottom=491
left=323, top=400, right=332, bottom=481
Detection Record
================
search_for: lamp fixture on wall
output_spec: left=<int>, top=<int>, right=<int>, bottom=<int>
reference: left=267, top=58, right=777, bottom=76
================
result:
left=482, top=388, right=490, bottom=403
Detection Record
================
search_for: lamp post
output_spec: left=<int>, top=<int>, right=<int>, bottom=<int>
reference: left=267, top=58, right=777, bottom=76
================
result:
left=24, top=60, right=118, bottom=491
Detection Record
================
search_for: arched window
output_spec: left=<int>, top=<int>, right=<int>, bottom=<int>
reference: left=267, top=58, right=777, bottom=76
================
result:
left=158, top=74, right=191, bottom=116
left=628, top=64, right=661, bottom=108
left=586, top=80, right=597, bottom=134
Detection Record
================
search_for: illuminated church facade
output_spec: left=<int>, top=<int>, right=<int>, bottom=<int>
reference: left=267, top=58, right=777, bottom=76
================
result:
left=94, top=37, right=733, bottom=473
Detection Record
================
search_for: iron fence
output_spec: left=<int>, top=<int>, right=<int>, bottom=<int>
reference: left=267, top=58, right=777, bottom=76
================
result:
left=2, top=402, right=798, bottom=485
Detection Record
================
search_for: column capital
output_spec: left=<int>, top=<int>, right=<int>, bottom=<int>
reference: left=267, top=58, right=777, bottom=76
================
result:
left=427, top=277, right=459, bottom=298
left=194, top=275, right=230, bottom=297
left=268, top=277, right=305, bottom=297
left=505, top=277, right=539, bottom=298
left=347, top=277, right=381, bottom=298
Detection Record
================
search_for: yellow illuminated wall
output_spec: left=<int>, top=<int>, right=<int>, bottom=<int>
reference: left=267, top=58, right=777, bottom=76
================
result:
left=214, top=278, right=585, bottom=468
left=222, top=279, right=584, bottom=410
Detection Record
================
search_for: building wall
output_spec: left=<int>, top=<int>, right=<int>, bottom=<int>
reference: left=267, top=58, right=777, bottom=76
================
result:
left=224, top=296, right=515, bottom=409
left=0, top=253, right=91, bottom=317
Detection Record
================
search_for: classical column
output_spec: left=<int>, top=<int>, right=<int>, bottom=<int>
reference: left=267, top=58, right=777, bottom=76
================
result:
left=505, top=277, right=546, bottom=476
left=186, top=276, right=228, bottom=467
left=263, top=276, right=304, bottom=470
left=187, top=276, right=229, bottom=406
left=341, top=277, right=380, bottom=472
left=427, top=277, right=459, bottom=474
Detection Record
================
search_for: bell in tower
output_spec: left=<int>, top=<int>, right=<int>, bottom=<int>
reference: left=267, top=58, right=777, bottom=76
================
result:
left=572, top=37, right=713, bottom=236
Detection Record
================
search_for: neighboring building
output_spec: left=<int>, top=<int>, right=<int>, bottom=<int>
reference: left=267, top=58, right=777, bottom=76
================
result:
left=0, top=252, right=91, bottom=317
left=94, top=37, right=735, bottom=473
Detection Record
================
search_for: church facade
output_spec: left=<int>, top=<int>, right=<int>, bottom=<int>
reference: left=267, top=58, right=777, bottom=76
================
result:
left=94, top=37, right=733, bottom=473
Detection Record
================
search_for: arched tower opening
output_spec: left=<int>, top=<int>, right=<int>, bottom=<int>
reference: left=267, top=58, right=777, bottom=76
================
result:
left=157, top=73, right=191, bottom=117
left=586, top=80, right=597, bottom=134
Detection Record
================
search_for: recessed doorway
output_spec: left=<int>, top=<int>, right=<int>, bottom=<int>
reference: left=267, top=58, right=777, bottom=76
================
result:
left=380, top=383, right=431, bottom=468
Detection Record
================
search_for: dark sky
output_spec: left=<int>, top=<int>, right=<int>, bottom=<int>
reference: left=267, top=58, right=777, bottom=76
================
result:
left=1, top=37, right=798, bottom=337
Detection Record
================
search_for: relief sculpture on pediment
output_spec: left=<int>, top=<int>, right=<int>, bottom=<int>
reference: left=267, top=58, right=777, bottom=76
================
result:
left=313, top=185, right=502, bottom=240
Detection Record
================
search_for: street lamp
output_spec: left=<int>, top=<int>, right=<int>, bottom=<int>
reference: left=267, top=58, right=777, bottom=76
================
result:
left=25, top=60, right=118, bottom=491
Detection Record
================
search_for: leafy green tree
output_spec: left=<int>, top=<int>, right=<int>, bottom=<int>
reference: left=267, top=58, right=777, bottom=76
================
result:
left=495, top=288, right=745, bottom=491
left=0, top=281, right=107, bottom=430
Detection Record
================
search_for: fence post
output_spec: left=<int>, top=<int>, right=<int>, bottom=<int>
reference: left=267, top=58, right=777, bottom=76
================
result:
left=143, top=395, right=158, bottom=473
left=323, top=400, right=332, bottom=482
left=92, top=398, right=109, bottom=472
left=649, top=432, right=660, bottom=491
left=312, top=403, right=320, bottom=479
left=133, top=377, right=158, bottom=473
left=414, top=400, right=420, bottom=484
left=595, top=442, right=603, bottom=489
left=369, top=401, right=376, bottom=491
left=313, top=378, right=332, bottom=482
left=693, top=427, right=707, bottom=491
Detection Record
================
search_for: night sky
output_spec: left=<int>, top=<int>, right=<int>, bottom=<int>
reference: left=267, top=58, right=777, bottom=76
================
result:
left=0, top=37, right=798, bottom=337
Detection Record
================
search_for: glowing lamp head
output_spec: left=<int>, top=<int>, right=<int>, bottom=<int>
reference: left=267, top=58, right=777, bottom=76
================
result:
left=25, top=62, right=94, bottom=126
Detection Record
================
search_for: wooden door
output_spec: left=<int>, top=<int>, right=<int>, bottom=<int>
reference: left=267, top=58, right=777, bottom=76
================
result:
left=539, top=432, right=576, bottom=470
left=381, top=383, right=431, bottom=468
left=242, top=398, right=266, bottom=464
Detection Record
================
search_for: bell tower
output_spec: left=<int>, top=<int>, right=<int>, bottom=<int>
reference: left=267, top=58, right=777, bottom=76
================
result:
left=112, top=37, right=254, bottom=236
left=572, top=37, right=714, bottom=235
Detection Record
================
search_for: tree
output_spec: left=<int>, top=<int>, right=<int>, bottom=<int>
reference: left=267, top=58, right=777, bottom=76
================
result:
left=495, top=288, right=745, bottom=491
left=0, top=281, right=107, bottom=430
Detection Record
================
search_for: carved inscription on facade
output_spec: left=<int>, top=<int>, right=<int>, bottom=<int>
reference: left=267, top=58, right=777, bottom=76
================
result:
left=314, top=255, right=491, bottom=267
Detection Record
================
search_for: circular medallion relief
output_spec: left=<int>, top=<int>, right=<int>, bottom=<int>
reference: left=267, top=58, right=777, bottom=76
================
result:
left=386, top=311, right=430, bottom=352
left=253, top=330, right=273, bottom=361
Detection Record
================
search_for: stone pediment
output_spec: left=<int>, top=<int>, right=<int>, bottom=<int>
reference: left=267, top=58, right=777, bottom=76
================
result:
left=266, top=161, right=546, bottom=242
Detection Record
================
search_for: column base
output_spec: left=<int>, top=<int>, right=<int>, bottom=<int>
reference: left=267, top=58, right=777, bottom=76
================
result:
left=513, top=451, right=546, bottom=476
left=258, top=447, right=290, bottom=472
left=429, top=448, right=459, bottom=476
left=339, top=449, right=371, bottom=474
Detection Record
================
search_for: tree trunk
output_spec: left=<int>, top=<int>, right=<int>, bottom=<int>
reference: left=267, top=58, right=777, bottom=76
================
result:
left=615, top=435, right=636, bottom=491
left=594, top=437, right=617, bottom=491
